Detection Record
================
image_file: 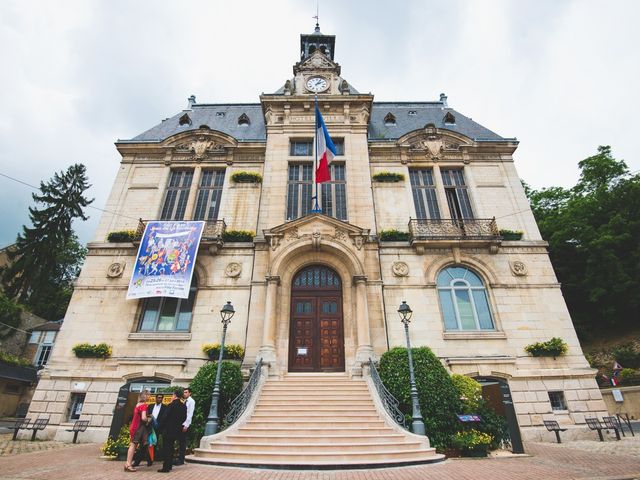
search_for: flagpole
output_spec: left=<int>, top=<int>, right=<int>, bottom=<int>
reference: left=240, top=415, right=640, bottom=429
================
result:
left=312, top=94, right=321, bottom=213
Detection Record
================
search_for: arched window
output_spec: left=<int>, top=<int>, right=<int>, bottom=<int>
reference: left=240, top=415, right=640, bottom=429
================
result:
left=384, top=113, right=396, bottom=126
left=437, top=266, right=494, bottom=331
left=138, top=277, right=197, bottom=332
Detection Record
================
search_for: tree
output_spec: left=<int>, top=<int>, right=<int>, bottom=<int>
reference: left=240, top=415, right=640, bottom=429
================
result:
left=2, top=164, right=93, bottom=320
left=526, top=146, right=640, bottom=337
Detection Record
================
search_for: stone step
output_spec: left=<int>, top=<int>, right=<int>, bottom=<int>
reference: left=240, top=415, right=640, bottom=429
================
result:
left=257, top=399, right=374, bottom=406
left=208, top=441, right=424, bottom=453
left=223, top=433, right=408, bottom=444
left=261, top=386, right=369, bottom=393
left=236, top=426, right=398, bottom=436
left=243, top=419, right=388, bottom=428
left=253, top=406, right=378, bottom=413
left=259, top=393, right=372, bottom=400
left=192, top=447, right=443, bottom=465
left=250, top=412, right=381, bottom=420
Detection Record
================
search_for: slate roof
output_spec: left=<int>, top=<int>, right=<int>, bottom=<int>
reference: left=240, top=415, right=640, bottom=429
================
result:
left=369, top=102, right=507, bottom=142
left=127, top=104, right=266, bottom=143
left=124, top=100, right=510, bottom=144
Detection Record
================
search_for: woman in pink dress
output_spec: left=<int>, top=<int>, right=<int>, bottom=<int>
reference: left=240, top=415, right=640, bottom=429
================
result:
left=125, top=390, right=149, bottom=472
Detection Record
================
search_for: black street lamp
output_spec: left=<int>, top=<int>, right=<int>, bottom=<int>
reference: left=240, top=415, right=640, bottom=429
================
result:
left=398, top=301, right=426, bottom=436
left=204, top=301, right=235, bottom=436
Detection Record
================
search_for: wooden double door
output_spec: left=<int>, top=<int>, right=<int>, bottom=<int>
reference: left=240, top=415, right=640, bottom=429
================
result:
left=288, top=266, right=345, bottom=372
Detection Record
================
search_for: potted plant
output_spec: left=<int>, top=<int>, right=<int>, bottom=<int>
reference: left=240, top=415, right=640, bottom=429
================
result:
left=101, top=425, right=130, bottom=460
left=499, top=229, right=523, bottom=240
left=202, top=343, right=245, bottom=362
left=451, top=429, right=493, bottom=457
left=524, top=337, right=568, bottom=358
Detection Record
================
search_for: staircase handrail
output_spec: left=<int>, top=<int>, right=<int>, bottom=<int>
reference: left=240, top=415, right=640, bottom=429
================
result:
left=224, top=358, right=263, bottom=427
left=368, top=358, right=407, bottom=429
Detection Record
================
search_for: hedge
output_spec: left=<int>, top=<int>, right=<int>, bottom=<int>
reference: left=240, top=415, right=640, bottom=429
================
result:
left=72, top=343, right=112, bottom=358
left=379, top=346, right=462, bottom=448
left=107, top=230, right=139, bottom=242
left=372, top=172, right=405, bottom=183
left=379, top=229, right=410, bottom=242
left=187, top=360, right=243, bottom=448
left=231, top=171, right=263, bottom=183
left=222, top=230, right=255, bottom=242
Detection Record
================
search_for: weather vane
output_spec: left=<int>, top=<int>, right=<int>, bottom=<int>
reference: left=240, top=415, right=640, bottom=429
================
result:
left=313, top=1, right=319, bottom=27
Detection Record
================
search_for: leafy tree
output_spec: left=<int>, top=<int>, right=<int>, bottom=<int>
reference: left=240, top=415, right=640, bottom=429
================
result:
left=0, top=291, right=23, bottom=339
left=2, top=164, right=92, bottom=320
left=526, top=146, right=640, bottom=337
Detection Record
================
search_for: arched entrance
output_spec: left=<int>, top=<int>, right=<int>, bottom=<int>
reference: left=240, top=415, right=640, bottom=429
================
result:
left=288, top=265, right=345, bottom=372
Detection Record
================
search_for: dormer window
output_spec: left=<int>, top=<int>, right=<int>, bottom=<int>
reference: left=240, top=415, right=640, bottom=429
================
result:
left=443, top=112, right=456, bottom=125
left=408, top=111, right=417, bottom=116
left=179, top=113, right=192, bottom=126
left=384, top=113, right=396, bottom=126
left=238, top=113, right=250, bottom=126
left=216, top=112, right=225, bottom=118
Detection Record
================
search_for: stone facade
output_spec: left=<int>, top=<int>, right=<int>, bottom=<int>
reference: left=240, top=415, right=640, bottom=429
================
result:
left=25, top=25, right=606, bottom=444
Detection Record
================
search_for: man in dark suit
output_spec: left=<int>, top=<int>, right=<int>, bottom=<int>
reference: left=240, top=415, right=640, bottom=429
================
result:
left=157, top=389, right=187, bottom=473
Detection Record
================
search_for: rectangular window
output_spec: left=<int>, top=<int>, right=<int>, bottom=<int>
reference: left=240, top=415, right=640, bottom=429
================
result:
left=68, top=393, right=86, bottom=421
left=286, top=163, right=313, bottom=220
left=28, top=331, right=40, bottom=344
left=291, top=138, right=343, bottom=156
left=548, top=391, right=568, bottom=411
left=441, top=169, right=473, bottom=219
left=321, top=163, right=347, bottom=221
left=160, top=170, right=193, bottom=220
left=35, top=345, right=52, bottom=367
left=193, top=170, right=225, bottom=221
left=138, top=286, right=196, bottom=332
left=409, top=169, right=441, bottom=219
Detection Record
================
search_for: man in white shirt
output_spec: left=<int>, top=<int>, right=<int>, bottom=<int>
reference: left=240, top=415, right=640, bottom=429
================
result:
left=175, top=387, right=195, bottom=465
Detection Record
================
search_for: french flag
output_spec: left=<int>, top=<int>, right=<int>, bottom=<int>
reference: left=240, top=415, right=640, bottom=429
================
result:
left=315, top=104, right=337, bottom=183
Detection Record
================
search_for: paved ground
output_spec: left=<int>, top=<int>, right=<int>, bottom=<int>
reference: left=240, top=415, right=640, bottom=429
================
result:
left=0, top=438, right=639, bottom=480
left=0, top=434, right=73, bottom=457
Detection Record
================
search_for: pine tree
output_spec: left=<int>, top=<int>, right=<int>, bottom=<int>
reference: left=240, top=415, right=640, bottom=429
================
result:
left=2, top=164, right=93, bottom=319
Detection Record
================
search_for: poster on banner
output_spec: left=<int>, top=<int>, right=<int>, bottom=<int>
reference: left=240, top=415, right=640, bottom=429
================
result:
left=126, top=221, right=205, bottom=300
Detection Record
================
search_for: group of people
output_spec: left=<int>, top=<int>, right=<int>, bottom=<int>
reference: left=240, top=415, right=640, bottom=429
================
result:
left=124, top=387, right=196, bottom=473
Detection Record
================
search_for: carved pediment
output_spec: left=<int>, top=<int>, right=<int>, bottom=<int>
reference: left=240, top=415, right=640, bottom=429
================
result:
left=173, top=135, right=227, bottom=161
left=264, top=213, right=370, bottom=251
left=403, top=127, right=470, bottom=160
left=294, top=50, right=341, bottom=75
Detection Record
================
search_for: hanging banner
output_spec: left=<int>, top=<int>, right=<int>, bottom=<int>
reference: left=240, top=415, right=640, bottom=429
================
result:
left=126, top=221, right=205, bottom=300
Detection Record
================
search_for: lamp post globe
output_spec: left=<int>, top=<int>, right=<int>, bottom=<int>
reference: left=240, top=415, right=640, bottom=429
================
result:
left=204, top=301, right=235, bottom=436
left=398, top=301, right=426, bottom=436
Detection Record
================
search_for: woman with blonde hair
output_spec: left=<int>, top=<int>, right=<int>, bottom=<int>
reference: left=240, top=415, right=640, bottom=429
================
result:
left=125, top=390, right=150, bottom=472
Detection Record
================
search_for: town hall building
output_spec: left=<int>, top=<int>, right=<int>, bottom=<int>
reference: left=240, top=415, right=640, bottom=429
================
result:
left=25, top=24, right=607, bottom=465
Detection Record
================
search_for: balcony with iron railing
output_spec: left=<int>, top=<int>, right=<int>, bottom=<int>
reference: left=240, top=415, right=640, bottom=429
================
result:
left=407, top=218, right=501, bottom=251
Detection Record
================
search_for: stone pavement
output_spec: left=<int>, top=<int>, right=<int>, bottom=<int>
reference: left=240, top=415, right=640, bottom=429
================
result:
left=0, top=440, right=639, bottom=480
left=0, top=434, right=72, bottom=457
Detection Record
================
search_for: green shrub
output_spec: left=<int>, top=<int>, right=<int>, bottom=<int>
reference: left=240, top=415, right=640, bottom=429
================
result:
left=72, top=343, right=112, bottom=358
left=231, top=171, right=262, bottom=183
left=106, top=230, right=139, bottom=242
left=379, top=229, right=410, bottom=242
left=187, top=360, right=243, bottom=448
left=451, top=374, right=483, bottom=413
left=202, top=343, right=245, bottom=360
left=379, top=347, right=462, bottom=449
left=0, top=350, right=33, bottom=368
left=222, top=230, right=255, bottom=242
left=612, top=344, right=640, bottom=368
left=372, top=172, right=405, bottom=183
left=524, top=337, right=568, bottom=357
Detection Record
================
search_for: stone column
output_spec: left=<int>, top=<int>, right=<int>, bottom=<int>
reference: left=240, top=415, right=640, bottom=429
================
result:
left=258, top=275, right=280, bottom=366
left=353, top=275, right=374, bottom=364
left=184, top=166, right=202, bottom=219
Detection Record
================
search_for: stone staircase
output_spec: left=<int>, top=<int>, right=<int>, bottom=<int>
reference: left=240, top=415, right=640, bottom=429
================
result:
left=191, top=373, right=444, bottom=469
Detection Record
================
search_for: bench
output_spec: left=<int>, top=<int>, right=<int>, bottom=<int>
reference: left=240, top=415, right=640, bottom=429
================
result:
left=65, top=420, right=89, bottom=443
left=12, top=418, right=31, bottom=441
left=602, top=416, right=621, bottom=441
left=586, top=417, right=606, bottom=441
left=616, top=413, right=635, bottom=437
left=28, top=417, right=49, bottom=441
left=543, top=420, right=567, bottom=443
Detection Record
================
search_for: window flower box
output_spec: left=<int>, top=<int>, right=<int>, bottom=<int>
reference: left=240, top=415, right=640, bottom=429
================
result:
left=499, top=229, right=523, bottom=240
left=524, top=337, right=568, bottom=358
left=72, top=343, right=112, bottom=359
left=372, top=172, right=405, bottom=183
left=379, top=229, right=410, bottom=242
left=222, top=230, right=255, bottom=242
left=202, top=343, right=245, bottom=361
left=231, top=171, right=262, bottom=184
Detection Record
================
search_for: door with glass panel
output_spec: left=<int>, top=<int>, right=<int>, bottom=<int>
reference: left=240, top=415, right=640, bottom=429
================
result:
left=289, top=265, right=344, bottom=372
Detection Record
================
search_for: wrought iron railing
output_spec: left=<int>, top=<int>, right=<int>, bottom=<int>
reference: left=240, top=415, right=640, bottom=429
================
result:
left=368, top=358, right=407, bottom=429
left=408, top=218, right=499, bottom=241
left=224, top=358, right=263, bottom=427
left=135, top=218, right=226, bottom=240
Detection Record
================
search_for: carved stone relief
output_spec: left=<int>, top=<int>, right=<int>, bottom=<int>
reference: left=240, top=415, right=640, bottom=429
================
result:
left=107, top=262, right=125, bottom=278
left=510, top=260, right=528, bottom=276
left=392, top=261, right=409, bottom=277
left=225, top=262, right=242, bottom=278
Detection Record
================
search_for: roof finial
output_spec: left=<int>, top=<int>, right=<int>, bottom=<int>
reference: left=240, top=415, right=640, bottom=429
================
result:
left=313, top=1, right=320, bottom=31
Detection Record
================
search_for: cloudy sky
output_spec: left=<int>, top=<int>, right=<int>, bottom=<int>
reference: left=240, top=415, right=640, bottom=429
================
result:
left=1, top=0, right=638, bottom=247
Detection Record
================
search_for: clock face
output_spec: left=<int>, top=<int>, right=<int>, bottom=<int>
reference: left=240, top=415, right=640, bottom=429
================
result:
left=306, top=76, right=328, bottom=93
